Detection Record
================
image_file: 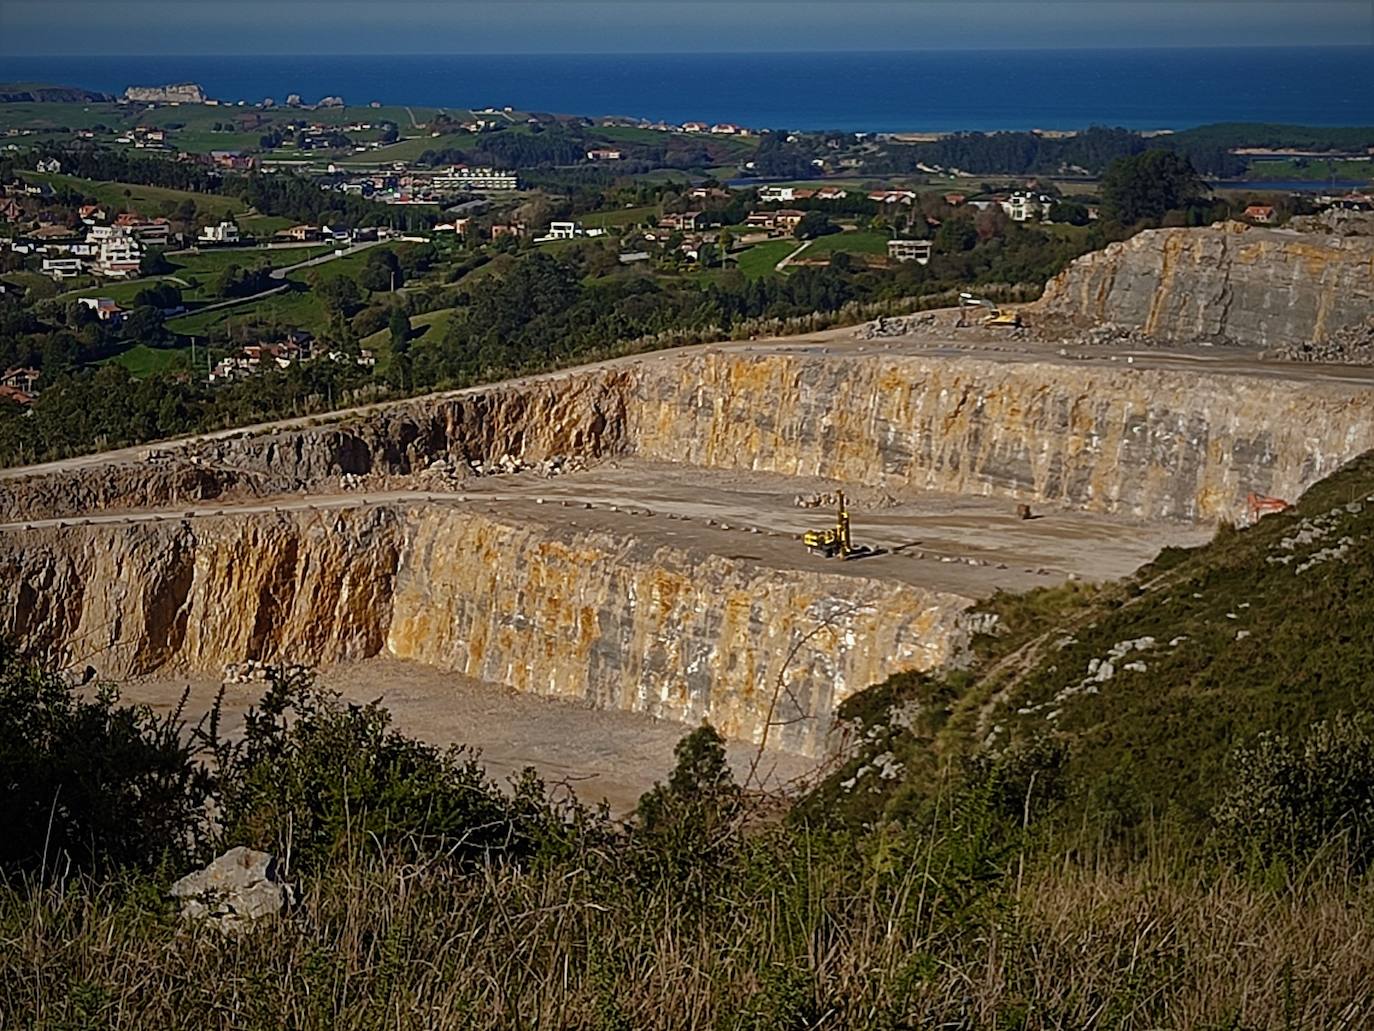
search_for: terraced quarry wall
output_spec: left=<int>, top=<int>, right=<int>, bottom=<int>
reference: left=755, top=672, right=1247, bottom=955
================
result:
left=1035, top=221, right=1374, bottom=346
left=0, top=505, right=972, bottom=754
left=8, top=350, right=1372, bottom=524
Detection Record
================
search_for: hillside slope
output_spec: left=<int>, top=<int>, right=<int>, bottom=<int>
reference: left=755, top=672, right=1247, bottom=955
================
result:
left=826, top=450, right=1374, bottom=831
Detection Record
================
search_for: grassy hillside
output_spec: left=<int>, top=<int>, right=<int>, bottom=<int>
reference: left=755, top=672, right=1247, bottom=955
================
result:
left=821, top=451, right=1374, bottom=835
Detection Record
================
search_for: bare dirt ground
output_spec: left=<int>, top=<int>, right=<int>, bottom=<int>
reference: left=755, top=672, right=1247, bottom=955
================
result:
left=120, top=658, right=820, bottom=817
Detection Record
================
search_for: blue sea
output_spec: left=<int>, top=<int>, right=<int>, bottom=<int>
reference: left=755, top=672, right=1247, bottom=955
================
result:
left=5, top=48, right=1372, bottom=132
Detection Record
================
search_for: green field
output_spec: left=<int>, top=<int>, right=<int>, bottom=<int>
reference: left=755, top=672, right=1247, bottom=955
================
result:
left=0, top=101, right=446, bottom=155
left=59, top=246, right=336, bottom=304
left=803, top=230, right=890, bottom=256
left=99, top=342, right=194, bottom=376
left=581, top=205, right=658, bottom=229
left=23, top=171, right=246, bottom=220
left=735, top=239, right=797, bottom=278
left=1236, top=157, right=1374, bottom=184
left=165, top=244, right=402, bottom=338
left=360, top=306, right=458, bottom=357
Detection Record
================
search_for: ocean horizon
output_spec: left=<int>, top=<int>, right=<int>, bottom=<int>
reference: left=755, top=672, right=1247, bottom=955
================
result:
left=4, top=47, right=1372, bottom=133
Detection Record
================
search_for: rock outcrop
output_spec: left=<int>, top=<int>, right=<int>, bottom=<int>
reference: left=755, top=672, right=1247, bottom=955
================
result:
left=171, top=848, right=295, bottom=929
left=123, top=82, right=206, bottom=104
left=1035, top=222, right=1374, bottom=348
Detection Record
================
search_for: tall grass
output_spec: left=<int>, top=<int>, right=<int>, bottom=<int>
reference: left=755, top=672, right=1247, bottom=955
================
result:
left=4, top=827, right=1370, bottom=1029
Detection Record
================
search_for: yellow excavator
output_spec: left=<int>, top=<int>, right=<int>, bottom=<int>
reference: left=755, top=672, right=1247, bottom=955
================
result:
left=957, top=292, right=1022, bottom=329
left=804, top=491, right=854, bottom=559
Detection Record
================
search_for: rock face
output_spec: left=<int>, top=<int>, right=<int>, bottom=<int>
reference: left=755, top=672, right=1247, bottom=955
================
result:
left=1035, top=222, right=1374, bottom=348
left=171, top=847, right=295, bottom=929
left=0, top=505, right=973, bottom=755
left=123, top=82, right=206, bottom=104
left=7, top=352, right=1372, bottom=525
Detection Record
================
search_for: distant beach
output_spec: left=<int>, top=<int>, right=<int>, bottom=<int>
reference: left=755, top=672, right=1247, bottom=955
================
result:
left=5, top=47, right=1372, bottom=132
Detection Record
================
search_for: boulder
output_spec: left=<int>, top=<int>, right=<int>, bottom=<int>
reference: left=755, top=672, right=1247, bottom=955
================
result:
left=170, top=847, right=295, bottom=929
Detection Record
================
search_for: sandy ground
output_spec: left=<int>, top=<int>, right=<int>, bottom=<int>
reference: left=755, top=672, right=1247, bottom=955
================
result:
left=121, top=658, right=821, bottom=817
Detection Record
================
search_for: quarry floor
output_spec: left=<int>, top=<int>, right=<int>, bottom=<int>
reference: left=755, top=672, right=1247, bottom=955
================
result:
left=117, top=658, right=820, bottom=817
left=0, top=461, right=1211, bottom=595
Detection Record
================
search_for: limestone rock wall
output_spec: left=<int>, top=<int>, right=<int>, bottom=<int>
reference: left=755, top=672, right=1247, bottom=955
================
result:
left=0, top=505, right=973, bottom=755
left=1035, top=222, right=1374, bottom=347
left=387, top=509, right=971, bottom=754
left=628, top=352, right=1374, bottom=521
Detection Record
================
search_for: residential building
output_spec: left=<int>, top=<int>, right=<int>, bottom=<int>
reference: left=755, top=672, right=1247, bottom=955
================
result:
left=78, top=297, right=125, bottom=321
left=745, top=211, right=778, bottom=229
left=759, top=185, right=797, bottom=203
left=1243, top=204, right=1277, bottom=224
left=489, top=222, right=525, bottom=239
left=815, top=187, right=849, bottom=201
left=0, top=198, right=22, bottom=222
left=658, top=210, right=705, bottom=232
left=431, top=166, right=519, bottom=190
left=681, top=122, right=708, bottom=133
left=887, top=239, right=932, bottom=265
left=41, top=256, right=83, bottom=279
left=0, top=384, right=34, bottom=407
left=869, top=190, right=917, bottom=205
left=78, top=204, right=108, bottom=224
left=772, top=209, right=806, bottom=232
left=943, top=193, right=967, bottom=206
left=93, top=228, right=142, bottom=278
left=710, top=123, right=744, bottom=136
left=585, top=148, right=623, bottom=161
left=999, top=192, right=1052, bottom=222
left=279, top=224, right=323, bottom=242
left=546, top=221, right=585, bottom=239
left=35, top=157, right=61, bottom=174
left=1, top=366, right=40, bottom=392
left=198, top=220, right=241, bottom=244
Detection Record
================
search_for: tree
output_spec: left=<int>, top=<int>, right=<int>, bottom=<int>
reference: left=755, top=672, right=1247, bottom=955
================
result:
left=388, top=307, right=411, bottom=352
left=794, top=210, right=839, bottom=240
left=316, top=273, right=362, bottom=320
left=1100, top=149, right=1205, bottom=226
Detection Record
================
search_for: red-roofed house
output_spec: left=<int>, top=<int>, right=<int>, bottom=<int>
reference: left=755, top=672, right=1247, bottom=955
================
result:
left=1243, top=204, right=1277, bottom=224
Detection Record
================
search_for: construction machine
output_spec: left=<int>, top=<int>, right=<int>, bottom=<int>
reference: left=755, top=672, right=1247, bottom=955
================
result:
left=1247, top=492, right=1291, bottom=522
left=803, top=491, right=854, bottom=559
left=957, top=292, right=1022, bottom=329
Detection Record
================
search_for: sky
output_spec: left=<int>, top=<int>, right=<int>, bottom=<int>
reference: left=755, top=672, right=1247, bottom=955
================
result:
left=2, top=0, right=1372, bottom=55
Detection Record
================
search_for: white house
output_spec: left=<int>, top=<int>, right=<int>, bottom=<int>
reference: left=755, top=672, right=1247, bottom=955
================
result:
left=36, top=157, right=61, bottom=174
left=999, top=192, right=1052, bottom=222
left=198, top=220, right=241, bottom=244
left=431, top=166, right=519, bottom=190
left=887, top=239, right=932, bottom=265
left=546, top=221, right=583, bottom=240
left=42, top=257, right=83, bottom=279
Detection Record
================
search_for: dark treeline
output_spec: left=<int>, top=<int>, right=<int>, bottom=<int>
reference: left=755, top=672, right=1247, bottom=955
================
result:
left=867, top=126, right=1250, bottom=179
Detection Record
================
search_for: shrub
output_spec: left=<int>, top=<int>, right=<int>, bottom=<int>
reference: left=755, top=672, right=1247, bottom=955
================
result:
left=0, top=647, right=210, bottom=877
left=203, top=671, right=574, bottom=873
left=1212, top=714, right=1374, bottom=870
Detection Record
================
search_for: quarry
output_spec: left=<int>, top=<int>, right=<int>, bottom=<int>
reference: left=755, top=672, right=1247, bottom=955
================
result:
left=4, top=221, right=1374, bottom=808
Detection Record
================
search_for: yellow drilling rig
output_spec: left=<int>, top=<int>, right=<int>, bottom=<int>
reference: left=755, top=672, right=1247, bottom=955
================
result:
left=803, top=491, right=854, bottom=559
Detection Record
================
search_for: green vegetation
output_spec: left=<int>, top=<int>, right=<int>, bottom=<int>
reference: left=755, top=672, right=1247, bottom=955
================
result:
left=99, top=342, right=193, bottom=376
left=23, top=171, right=246, bottom=220
left=1239, top=157, right=1374, bottom=183
left=802, top=230, right=891, bottom=257
left=735, top=239, right=797, bottom=277
left=820, top=452, right=1374, bottom=847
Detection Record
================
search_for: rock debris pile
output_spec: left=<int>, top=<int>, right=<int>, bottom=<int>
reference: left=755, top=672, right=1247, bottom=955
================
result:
left=1263, top=318, right=1374, bottom=366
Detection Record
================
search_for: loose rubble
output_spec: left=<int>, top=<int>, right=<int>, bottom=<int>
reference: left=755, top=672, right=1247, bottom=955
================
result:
left=222, top=659, right=312, bottom=684
left=1262, top=317, right=1374, bottom=366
